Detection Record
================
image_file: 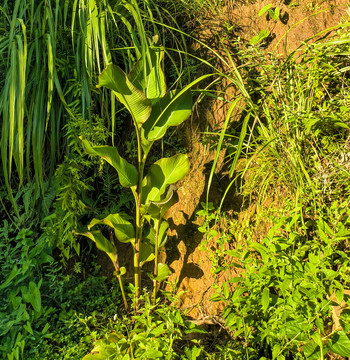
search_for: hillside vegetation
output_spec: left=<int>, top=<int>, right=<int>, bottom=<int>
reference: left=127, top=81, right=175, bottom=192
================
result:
left=1, top=0, right=350, bottom=359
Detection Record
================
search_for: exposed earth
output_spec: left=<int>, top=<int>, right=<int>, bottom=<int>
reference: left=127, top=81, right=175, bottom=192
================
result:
left=162, top=0, right=349, bottom=320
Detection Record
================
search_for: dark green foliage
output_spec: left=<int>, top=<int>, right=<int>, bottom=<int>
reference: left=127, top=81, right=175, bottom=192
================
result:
left=0, top=216, right=54, bottom=359
left=46, top=113, right=112, bottom=260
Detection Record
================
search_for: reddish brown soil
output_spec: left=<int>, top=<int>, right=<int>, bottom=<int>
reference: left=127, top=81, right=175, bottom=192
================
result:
left=162, top=0, right=349, bottom=320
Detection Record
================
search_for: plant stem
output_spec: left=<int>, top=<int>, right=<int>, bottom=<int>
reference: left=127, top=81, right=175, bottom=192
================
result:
left=152, top=219, right=161, bottom=304
left=117, top=275, right=128, bottom=310
left=134, top=125, right=146, bottom=309
left=133, top=241, right=140, bottom=310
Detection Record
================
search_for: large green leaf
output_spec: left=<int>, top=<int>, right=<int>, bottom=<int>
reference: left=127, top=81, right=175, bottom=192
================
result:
left=97, top=64, right=152, bottom=127
left=76, top=230, right=114, bottom=253
left=147, top=184, right=178, bottom=218
left=21, top=282, right=41, bottom=313
left=80, top=137, right=138, bottom=188
left=129, top=40, right=166, bottom=104
left=143, top=89, right=192, bottom=141
left=75, top=230, right=118, bottom=267
left=149, top=263, right=172, bottom=282
left=144, top=220, right=169, bottom=248
left=28, top=281, right=41, bottom=313
left=140, top=242, right=155, bottom=267
left=89, top=214, right=135, bottom=244
left=142, top=154, right=189, bottom=204
left=303, top=340, right=321, bottom=360
left=329, top=331, right=350, bottom=357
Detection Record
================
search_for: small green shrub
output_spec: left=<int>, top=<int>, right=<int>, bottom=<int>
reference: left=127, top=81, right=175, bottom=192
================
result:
left=211, top=206, right=350, bottom=359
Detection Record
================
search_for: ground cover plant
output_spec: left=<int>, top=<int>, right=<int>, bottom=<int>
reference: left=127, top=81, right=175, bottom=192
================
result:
left=201, top=15, right=350, bottom=360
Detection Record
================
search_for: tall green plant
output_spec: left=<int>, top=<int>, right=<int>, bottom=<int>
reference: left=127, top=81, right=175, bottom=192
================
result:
left=76, top=37, right=212, bottom=308
left=0, top=0, right=114, bottom=215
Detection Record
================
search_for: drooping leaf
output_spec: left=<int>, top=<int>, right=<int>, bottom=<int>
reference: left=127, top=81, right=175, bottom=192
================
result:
left=145, top=220, right=169, bottom=248
left=76, top=230, right=115, bottom=253
left=143, top=89, right=192, bottom=141
left=0, top=264, right=18, bottom=290
left=97, top=64, right=152, bottom=127
left=88, top=214, right=135, bottom=244
left=142, top=154, right=189, bottom=204
left=158, top=220, right=169, bottom=248
left=75, top=230, right=118, bottom=269
left=80, top=137, right=138, bottom=188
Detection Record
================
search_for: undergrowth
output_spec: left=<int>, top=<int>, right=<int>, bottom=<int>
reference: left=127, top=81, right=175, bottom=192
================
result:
left=200, top=17, right=350, bottom=360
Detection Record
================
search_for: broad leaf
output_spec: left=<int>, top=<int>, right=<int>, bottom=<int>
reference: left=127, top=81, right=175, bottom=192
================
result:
left=75, top=230, right=118, bottom=269
left=80, top=137, right=138, bottom=188
left=283, top=318, right=308, bottom=341
left=76, top=230, right=114, bottom=253
left=140, top=242, right=155, bottom=267
left=329, top=331, right=350, bottom=357
left=149, top=263, right=172, bottom=282
left=28, top=281, right=41, bottom=313
left=129, top=41, right=166, bottom=103
left=97, top=64, right=152, bottom=127
left=303, top=341, right=321, bottom=360
left=143, top=89, right=192, bottom=141
left=145, top=220, right=169, bottom=248
left=261, top=287, right=269, bottom=312
left=147, top=184, right=179, bottom=218
left=88, top=214, right=135, bottom=244
left=142, top=154, right=189, bottom=204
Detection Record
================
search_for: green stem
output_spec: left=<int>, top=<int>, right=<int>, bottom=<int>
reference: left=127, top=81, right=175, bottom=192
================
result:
left=133, top=241, right=140, bottom=309
left=134, top=125, right=145, bottom=309
left=152, top=218, right=161, bottom=304
left=117, top=275, right=128, bottom=310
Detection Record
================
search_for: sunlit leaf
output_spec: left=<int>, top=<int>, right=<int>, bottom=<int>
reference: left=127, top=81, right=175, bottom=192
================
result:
left=147, top=185, right=178, bottom=218
left=258, top=4, right=272, bottom=16
left=142, top=154, right=189, bottom=204
left=303, top=340, right=321, bottom=360
left=143, top=89, right=192, bottom=141
left=97, top=64, right=151, bottom=127
left=88, top=214, right=135, bottom=244
left=329, top=331, right=350, bottom=357
left=140, top=242, right=155, bottom=267
left=149, top=263, right=172, bottom=282
left=262, top=287, right=269, bottom=312
left=129, top=39, right=166, bottom=103
left=80, top=137, right=138, bottom=188
left=74, top=230, right=119, bottom=270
